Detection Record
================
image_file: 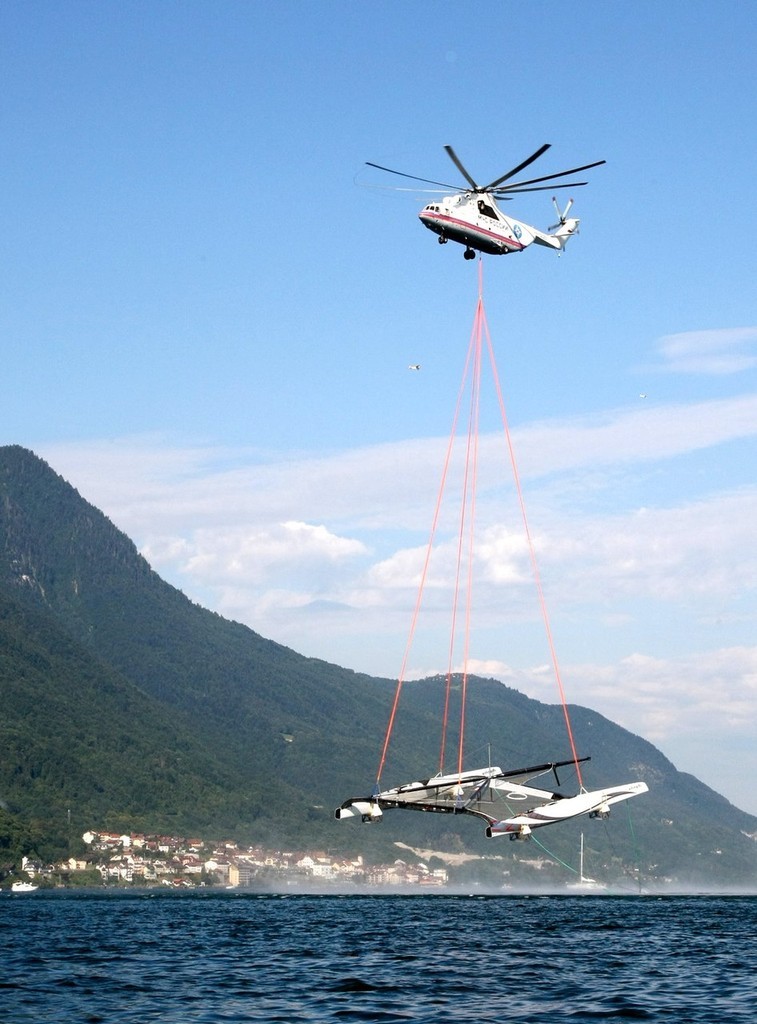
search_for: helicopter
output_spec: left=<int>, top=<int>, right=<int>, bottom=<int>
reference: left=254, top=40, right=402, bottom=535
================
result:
left=366, top=144, right=605, bottom=260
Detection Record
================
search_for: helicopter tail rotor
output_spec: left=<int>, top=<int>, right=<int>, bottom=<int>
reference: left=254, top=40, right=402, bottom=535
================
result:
left=548, top=196, right=575, bottom=230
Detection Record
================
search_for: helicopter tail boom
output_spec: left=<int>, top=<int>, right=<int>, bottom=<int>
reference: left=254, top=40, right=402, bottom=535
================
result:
left=531, top=215, right=580, bottom=251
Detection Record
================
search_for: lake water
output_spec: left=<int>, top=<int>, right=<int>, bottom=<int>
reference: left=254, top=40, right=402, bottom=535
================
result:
left=1, top=890, right=755, bottom=1022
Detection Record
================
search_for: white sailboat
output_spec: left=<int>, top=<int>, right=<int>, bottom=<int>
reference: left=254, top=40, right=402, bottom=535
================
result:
left=567, top=833, right=606, bottom=892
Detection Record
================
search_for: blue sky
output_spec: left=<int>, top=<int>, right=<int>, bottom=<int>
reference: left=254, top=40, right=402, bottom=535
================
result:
left=3, top=2, right=757, bottom=816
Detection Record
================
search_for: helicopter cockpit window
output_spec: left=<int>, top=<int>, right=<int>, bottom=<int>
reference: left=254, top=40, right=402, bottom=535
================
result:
left=477, top=199, right=498, bottom=220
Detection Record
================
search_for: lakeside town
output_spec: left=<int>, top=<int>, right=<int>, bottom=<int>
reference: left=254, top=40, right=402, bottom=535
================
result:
left=5, top=828, right=589, bottom=892
left=6, top=829, right=452, bottom=890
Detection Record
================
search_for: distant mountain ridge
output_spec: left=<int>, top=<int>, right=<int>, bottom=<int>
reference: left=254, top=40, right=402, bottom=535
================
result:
left=1, top=444, right=756, bottom=884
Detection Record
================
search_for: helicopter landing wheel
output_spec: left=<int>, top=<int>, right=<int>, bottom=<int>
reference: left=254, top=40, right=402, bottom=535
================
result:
left=464, top=247, right=476, bottom=260
left=438, top=235, right=447, bottom=245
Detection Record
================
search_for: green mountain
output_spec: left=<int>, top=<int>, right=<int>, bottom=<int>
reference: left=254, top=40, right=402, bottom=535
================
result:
left=1, top=444, right=756, bottom=885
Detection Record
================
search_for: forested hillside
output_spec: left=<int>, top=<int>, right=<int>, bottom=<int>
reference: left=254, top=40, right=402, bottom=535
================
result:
left=2, top=445, right=756, bottom=884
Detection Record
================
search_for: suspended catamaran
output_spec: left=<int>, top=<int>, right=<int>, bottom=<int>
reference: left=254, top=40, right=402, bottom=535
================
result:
left=336, top=761, right=647, bottom=841
left=335, top=229, right=648, bottom=843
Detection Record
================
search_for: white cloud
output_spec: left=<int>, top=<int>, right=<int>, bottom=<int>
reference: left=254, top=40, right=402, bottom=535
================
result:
left=530, top=490, right=757, bottom=604
left=655, top=327, right=757, bottom=375
left=34, top=396, right=757, bottom=652
left=512, top=392, right=757, bottom=476
left=476, top=526, right=532, bottom=585
left=534, top=647, right=757, bottom=739
left=368, top=545, right=429, bottom=589
left=39, top=391, right=757, bottom=528
left=578, top=646, right=757, bottom=812
left=145, top=520, right=367, bottom=585
left=37, top=394, right=757, bottom=639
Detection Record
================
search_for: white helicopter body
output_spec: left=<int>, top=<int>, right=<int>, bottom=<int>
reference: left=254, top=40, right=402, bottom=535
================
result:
left=367, top=144, right=604, bottom=260
left=419, top=191, right=578, bottom=258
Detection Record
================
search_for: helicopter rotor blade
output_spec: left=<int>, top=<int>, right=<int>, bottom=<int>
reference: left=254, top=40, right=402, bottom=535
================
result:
left=483, top=143, right=552, bottom=191
left=491, top=181, right=588, bottom=198
left=495, top=159, right=606, bottom=193
left=365, top=161, right=460, bottom=191
left=444, top=145, right=480, bottom=191
left=362, top=184, right=455, bottom=199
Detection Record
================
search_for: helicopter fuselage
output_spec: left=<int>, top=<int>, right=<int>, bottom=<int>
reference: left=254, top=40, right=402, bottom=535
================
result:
left=419, top=192, right=535, bottom=256
left=419, top=191, right=578, bottom=258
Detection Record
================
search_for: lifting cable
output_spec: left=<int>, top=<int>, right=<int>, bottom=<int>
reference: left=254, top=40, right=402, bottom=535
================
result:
left=376, top=259, right=584, bottom=791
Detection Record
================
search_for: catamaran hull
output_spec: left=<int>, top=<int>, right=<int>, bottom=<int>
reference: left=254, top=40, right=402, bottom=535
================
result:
left=486, top=781, right=649, bottom=838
